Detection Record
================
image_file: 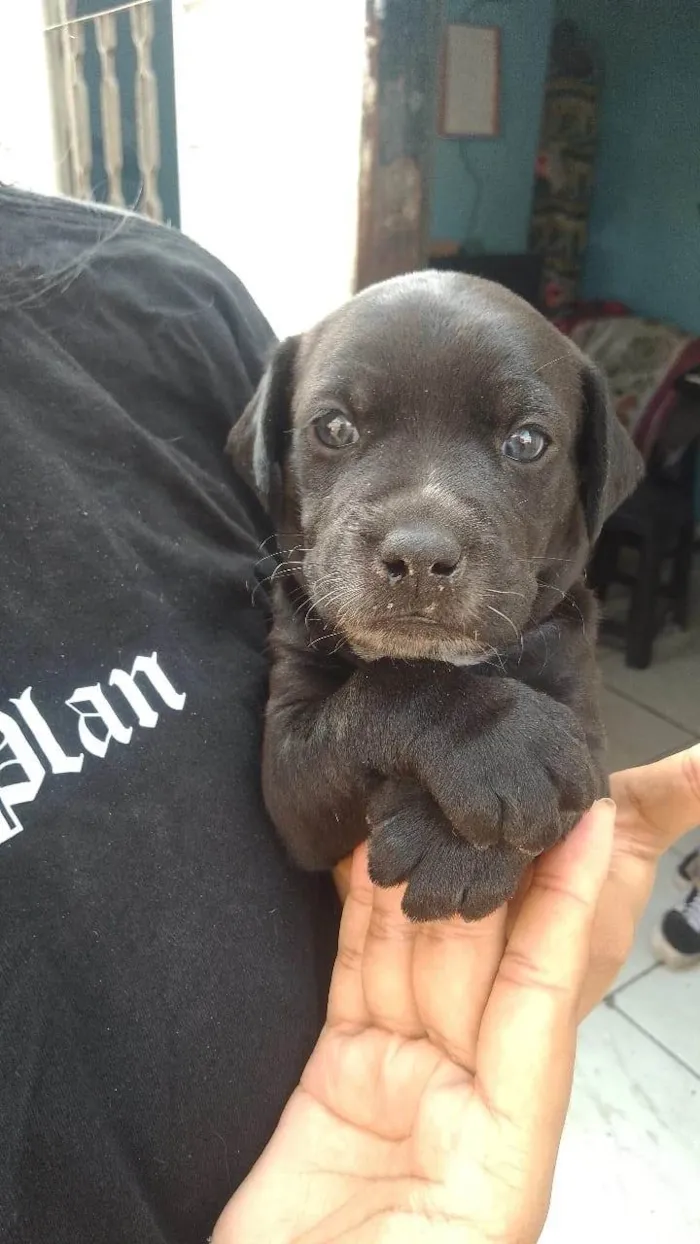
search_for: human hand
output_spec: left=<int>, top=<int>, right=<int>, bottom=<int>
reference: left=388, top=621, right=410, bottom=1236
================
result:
left=582, top=742, right=700, bottom=1012
left=214, top=799, right=614, bottom=1244
left=336, top=743, right=700, bottom=1017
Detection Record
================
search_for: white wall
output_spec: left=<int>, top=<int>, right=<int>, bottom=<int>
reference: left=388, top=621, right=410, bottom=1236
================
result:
left=0, top=0, right=365, bottom=338
left=0, top=1, right=57, bottom=193
left=172, top=0, right=365, bottom=338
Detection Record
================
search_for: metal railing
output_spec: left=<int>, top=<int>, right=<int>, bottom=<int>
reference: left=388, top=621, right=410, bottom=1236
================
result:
left=43, top=0, right=164, bottom=220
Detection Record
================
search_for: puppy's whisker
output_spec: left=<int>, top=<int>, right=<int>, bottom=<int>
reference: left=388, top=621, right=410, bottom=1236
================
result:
left=535, top=579, right=586, bottom=630
left=333, top=598, right=356, bottom=628
left=310, top=588, right=348, bottom=615
left=485, top=604, right=521, bottom=644
left=303, top=601, right=318, bottom=629
left=302, top=584, right=353, bottom=627
left=269, top=561, right=302, bottom=582
left=533, top=353, right=569, bottom=374
left=483, top=587, right=527, bottom=599
left=476, top=645, right=508, bottom=674
left=310, top=575, right=348, bottom=599
left=274, top=529, right=305, bottom=542
left=309, top=626, right=346, bottom=654
left=293, top=595, right=318, bottom=623
left=253, top=552, right=305, bottom=576
left=254, top=532, right=307, bottom=562
left=263, top=569, right=298, bottom=587
left=512, top=555, right=573, bottom=565
left=305, top=570, right=345, bottom=590
left=256, top=534, right=279, bottom=553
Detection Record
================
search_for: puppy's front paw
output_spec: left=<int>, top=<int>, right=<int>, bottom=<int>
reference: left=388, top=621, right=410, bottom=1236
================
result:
left=367, top=780, right=525, bottom=921
left=413, top=689, right=600, bottom=856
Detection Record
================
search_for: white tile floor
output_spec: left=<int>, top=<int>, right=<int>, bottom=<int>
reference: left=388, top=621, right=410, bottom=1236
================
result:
left=542, top=618, right=700, bottom=1241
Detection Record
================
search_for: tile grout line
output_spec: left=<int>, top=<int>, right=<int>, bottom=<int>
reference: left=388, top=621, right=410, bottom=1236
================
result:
left=601, top=679, right=698, bottom=738
left=606, top=961, right=660, bottom=1002
left=606, top=996, right=700, bottom=1081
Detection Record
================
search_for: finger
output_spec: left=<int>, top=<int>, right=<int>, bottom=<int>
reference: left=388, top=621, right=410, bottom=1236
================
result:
left=326, top=844, right=374, bottom=1028
left=332, top=854, right=353, bottom=904
left=477, top=800, right=615, bottom=1153
left=610, top=742, right=700, bottom=856
left=361, top=876, right=423, bottom=1038
left=577, top=744, right=700, bottom=1016
left=504, top=862, right=535, bottom=938
left=578, top=744, right=700, bottom=1016
left=412, top=904, right=507, bottom=1071
left=578, top=843, right=656, bottom=1018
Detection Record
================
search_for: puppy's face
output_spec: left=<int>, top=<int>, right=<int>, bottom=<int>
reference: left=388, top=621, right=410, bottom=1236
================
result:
left=230, top=273, right=642, bottom=662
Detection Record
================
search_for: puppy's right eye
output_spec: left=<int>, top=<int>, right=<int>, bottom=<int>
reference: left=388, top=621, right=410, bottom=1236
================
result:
left=313, top=411, right=359, bottom=449
left=502, top=425, right=550, bottom=463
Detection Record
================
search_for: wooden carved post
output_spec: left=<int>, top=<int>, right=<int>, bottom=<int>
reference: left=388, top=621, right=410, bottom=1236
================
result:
left=94, top=10, right=126, bottom=208
left=130, top=1, right=163, bottom=222
left=355, top=0, right=441, bottom=291
left=51, top=0, right=93, bottom=200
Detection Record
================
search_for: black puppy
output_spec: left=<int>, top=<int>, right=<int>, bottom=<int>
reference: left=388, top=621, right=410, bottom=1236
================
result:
left=228, top=272, right=643, bottom=921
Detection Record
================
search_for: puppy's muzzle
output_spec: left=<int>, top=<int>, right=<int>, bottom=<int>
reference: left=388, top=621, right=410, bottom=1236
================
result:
left=376, top=520, right=463, bottom=600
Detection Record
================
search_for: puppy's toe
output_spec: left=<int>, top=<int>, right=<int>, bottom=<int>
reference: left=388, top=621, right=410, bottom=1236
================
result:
left=459, top=844, right=525, bottom=921
left=367, top=781, right=439, bottom=887
left=401, top=835, right=481, bottom=922
left=367, top=780, right=528, bottom=923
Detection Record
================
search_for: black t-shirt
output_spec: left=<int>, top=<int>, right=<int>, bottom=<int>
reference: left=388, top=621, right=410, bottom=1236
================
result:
left=0, top=188, right=339, bottom=1244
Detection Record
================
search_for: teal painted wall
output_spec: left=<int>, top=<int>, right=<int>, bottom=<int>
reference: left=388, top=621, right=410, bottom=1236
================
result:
left=429, top=0, right=553, bottom=251
left=557, top=0, right=700, bottom=334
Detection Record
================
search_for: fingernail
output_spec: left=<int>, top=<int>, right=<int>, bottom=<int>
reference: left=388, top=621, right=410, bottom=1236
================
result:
left=596, top=797, right=617, bottom=813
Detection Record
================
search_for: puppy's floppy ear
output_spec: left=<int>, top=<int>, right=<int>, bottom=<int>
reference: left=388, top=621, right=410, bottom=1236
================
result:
left=226, top=335, right=299, bottom=516
left=578, top=358, right=644, bottom=541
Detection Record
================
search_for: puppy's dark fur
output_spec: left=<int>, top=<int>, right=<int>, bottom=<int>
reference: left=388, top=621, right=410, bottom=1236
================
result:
left=227, top=272, right=643, bottom=921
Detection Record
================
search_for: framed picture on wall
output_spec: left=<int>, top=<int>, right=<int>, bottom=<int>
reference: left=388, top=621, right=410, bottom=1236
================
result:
left=440, top=23, right=500, bottom=138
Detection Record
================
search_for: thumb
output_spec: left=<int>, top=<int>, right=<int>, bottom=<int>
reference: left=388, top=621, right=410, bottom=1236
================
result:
left=610, top=742, right=700, bottom=858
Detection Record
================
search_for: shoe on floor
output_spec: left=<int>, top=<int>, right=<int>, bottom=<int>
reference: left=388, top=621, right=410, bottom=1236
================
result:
left=674, top=846, right=700, bottom=891
left=652, top=887, right=700, bottom=969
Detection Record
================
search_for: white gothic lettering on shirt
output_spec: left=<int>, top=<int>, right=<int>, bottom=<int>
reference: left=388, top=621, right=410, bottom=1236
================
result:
left=0, top=652, right=187, bottom=846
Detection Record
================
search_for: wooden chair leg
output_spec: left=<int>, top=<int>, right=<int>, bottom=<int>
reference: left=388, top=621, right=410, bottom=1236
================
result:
left=588, top=533, right=618, bottom=602
left=671, top=522, right=695, bottom=629
left=626, top=537, right=662, bottom=669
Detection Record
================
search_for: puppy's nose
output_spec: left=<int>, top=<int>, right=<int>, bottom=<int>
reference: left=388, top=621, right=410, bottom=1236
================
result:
left=379, top=523, right=462, bottom=585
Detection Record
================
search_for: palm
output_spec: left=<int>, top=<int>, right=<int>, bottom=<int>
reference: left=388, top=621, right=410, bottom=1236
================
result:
left=214, top=816, right=614, bottom=1244
left=220, top=1018, right=522, bottom=1243
left=293, top=1023, right=518, bottom=1238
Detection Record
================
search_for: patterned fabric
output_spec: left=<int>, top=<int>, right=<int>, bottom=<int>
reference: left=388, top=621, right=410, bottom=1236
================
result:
left=557, top=301, right=700, bottom=459
left=529, top=23, right=599, bottom=314
left=568, top=313, right=691, bottom=439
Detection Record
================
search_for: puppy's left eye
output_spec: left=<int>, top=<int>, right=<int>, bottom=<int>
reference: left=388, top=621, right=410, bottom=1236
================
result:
left=502, top=425, right=550, bottom=463
left=313, top=411, right=359, bottom=449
